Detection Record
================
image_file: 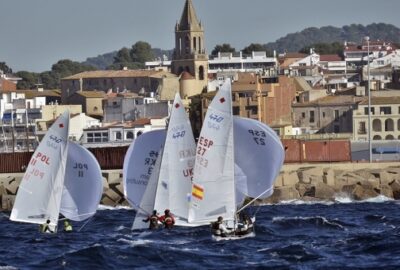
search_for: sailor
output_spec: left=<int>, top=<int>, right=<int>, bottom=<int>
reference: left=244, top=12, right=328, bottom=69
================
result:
left=159, top=209, right=175, bottom=229
left=142, top=210, right=160, bottom=229
left=63, top=219, right=73, bottom=232
left=211, top=216, right=232, bottom=237
left=40, top=219, right=54, bottom=233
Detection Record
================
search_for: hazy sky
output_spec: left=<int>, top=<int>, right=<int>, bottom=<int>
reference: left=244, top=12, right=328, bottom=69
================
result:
left=1, top=0, right=399, bottom=72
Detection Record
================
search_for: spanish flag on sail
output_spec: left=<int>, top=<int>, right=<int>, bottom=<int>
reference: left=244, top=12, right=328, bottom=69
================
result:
left=192, top=184, right=204, bottom=200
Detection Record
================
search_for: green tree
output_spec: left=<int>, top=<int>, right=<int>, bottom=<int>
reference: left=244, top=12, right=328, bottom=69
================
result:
left=130, top=41, right=154, bottom=63
left=211, top=43, right=236, bottom=56
left=299, top=42, right=344, bottom=55
left=16, top=71, right=40, bottom=89
left=242, top=43, right=272, bottom=56
left=0, top=62, right=12, bottom=74
left=113, top=47, right=132, bottom=63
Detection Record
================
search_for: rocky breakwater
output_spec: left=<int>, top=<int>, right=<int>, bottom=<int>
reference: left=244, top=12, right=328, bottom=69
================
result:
left=263, top=162, right=400, bottom=203
left=0, top=170, right=129, bottom=211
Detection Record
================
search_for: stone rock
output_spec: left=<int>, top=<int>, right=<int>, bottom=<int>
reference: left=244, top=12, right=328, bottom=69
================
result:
left=379, top=171, right=397, bottom=185
left=296, top=183, right=315, bottom=197
left=111, top=183, right=124, bottom=197
left=101, top=196, right=117, bottom=206
left=2, top=194, right=15, bottom=210
left=0, top=185, right=6, bottom=196
left=352, top=184, right=379, bottom=201
left=274, top=174, right=283, bottom=187
left=102, top=177, right=109, bottom=193
left=282, top=171, right=299, bottom=186
left=104, top=172, right=121, bottom=185
left=323, top=168, right=335, bottom=186
left=310, top=175, right=324, bottom=185
left=297, top=167, right=324, bottom=184
left=389, top=180, right=400, bottom=200
left=379, top=184, right=393, bottom=198
left=264, top=186, right=300, bottom=203
left=358, top=179, right=380, bottom=190
left=105, top=188, right=121, bottom=202
left=6, top=180, right=20, bottom=195
left=354, top=169, right=376, bottom=181
left=314, top=182, right=335, bottom=200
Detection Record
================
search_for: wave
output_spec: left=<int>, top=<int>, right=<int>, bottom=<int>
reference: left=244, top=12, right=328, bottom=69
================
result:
left=272, top=216, right=346, bottom=230
left=97, top=205, right=132, bottom=211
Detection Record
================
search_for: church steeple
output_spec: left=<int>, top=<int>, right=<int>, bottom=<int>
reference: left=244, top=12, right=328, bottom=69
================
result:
left=177, top=0, right=202, bottom=31
left=172, top=0, right=208, bottom=98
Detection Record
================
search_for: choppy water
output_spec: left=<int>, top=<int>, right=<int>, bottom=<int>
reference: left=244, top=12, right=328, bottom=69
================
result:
left=1, top=196, right=400, bottom=269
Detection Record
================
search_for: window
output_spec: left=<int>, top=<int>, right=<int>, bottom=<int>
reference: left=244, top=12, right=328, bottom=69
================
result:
left=334, top=125, right=339, bottom=133
left=116, top=131, right=122, bottom=141
left=380, top=106, right=391, bottom=115
left=364, top=107, right=375, bottom=115
left=301, top=112, right=305, bottom=118
left=322, top=112, right=326, bottom=118
left=126, top=131, right=134, bottom=140
left=358, top=122, right=366, bottom=134
left=309, top=111, right=315, bottom=123
left=199, top=66, right=205, bottom=80
left=334, top=110, right=340, bottom=122
left=232, top=106, right=240, bottom=115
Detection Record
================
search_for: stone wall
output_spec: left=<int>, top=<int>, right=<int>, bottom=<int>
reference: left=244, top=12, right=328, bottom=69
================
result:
left=1, top=162, right=400, bottom=211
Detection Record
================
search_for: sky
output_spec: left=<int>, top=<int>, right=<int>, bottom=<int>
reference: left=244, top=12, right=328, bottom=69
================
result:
left=1, top=0, right=399, bottom=72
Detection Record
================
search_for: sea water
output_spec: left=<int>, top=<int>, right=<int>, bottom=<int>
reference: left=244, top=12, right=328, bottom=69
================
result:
left=1, top=196, right=400, bottom=269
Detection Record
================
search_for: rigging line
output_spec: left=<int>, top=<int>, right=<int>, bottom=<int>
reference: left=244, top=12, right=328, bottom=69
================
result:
left=78, top=216, right=93, bottom=232
left=236, top=186, right=274, bottom=214
left=125, top=197, right=152, bottom=217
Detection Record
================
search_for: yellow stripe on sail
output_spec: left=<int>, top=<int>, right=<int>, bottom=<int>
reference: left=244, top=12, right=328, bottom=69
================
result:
left=192, top=184, right=204, bottom=200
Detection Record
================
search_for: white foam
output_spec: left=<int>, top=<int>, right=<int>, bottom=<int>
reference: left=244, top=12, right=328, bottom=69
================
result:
left=117, top=238, right=153, bottom=247
left=97, top=205, right=132, bottom=211
left=276, top=199, right=334, bottom=206
left=272, top=215, right=345, bottom=230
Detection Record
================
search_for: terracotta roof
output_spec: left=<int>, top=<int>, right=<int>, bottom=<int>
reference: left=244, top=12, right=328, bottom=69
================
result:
left=22, top=90, right=61, bottom=99
left=320, top=54, right=343, bottom=61
left=75, top=91, right=106, bottom=98
left=62, top=70, right=162, bottom=80
left=281, top=53, right=307, bottom=59
left=294, top=95, right=363, bottom=107
left=359, top=96, right=400, bottom=105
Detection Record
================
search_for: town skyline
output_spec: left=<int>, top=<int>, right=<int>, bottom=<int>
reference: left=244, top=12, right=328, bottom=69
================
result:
left=1, top=0, right=399, bottom=72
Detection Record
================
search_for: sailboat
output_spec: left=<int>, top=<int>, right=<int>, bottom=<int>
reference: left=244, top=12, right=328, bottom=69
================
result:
left=10, top=110, right=103, bottom=232
left=123, top=93, right=197, bottom=229
left=188, top=79, right=284, bottom=240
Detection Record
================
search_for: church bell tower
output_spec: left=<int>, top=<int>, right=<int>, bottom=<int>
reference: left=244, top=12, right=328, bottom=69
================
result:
left=171, top=0, right=208, bottom=98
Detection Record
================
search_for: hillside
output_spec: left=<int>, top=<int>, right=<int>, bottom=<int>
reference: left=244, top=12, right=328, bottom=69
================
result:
left=82, top=23, right=400, bottom=69
left=265, top=23, right=400, bottom=53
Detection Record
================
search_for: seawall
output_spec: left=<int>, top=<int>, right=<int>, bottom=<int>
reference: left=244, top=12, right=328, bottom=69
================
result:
left=1, top=162, right=400, bottom=211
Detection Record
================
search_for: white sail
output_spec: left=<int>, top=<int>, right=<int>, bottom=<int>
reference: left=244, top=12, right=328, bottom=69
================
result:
left=131, top=148, right=163, bottom=230
left=123, top=129, right=166, bottom=209
left=154, top=93, right=196, bottom=223
left=233, top=116, right=284, bottom=199
left=60, top=142, right=103, bottom=221
left=10, top=110, right=70, bottom=227
left=189, top=79, right=236, bottom=224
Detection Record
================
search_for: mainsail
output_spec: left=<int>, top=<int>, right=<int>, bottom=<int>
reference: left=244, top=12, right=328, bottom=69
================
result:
left=60, top=142, right=103, bottom=221
left=10, top=111, right=70, bottom=227
left=189, top=79, right=236, bottom=223
left=154, top=93, right=196, bottom=222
